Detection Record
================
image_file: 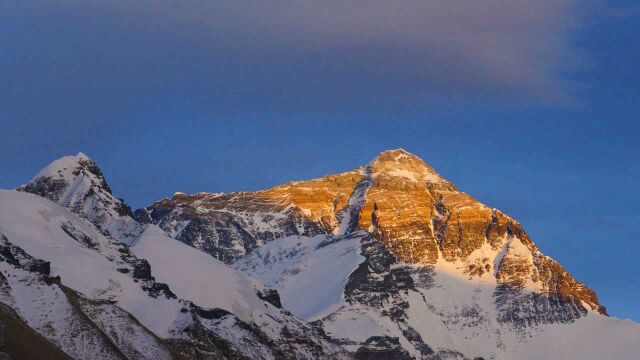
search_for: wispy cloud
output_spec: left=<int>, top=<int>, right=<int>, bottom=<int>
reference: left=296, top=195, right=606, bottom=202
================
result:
left=1, top=0, right=588, bottom=117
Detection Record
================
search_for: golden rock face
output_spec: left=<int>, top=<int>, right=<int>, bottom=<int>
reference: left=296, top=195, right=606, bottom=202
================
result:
left=143, top=148, right=605, bottom=314
left=357, top=149, right=493, bottom=265
left=138, top=170, right=365, bottom=261
left=146, top=169, right=362, bottom=232
left=358, top=150, right=444, bottom=264
left=262, top=170, right=363, bottom=232
left=353, top=150, right=603, bottom=313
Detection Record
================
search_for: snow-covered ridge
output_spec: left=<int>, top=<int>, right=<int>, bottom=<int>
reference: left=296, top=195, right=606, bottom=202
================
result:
left=29, top=152, right=91, bottom=181
left=18, top=152, right=144, bottom=244
left=0, top=187, right=347, bottom=358
left=0, top=190, right=192, bottom=335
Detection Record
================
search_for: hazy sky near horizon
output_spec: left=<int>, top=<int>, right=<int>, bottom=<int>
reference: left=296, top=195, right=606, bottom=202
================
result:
left=1, top=1, right=639, bottom=320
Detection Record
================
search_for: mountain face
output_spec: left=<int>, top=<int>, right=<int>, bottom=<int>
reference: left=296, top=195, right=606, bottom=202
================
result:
left=132, top=171, right=364, bottom=263
left=136, top=149, right=640, bottom=359
left=5, top=149, right=640, bottom=359
left=141, top=149, right=605, bottom=313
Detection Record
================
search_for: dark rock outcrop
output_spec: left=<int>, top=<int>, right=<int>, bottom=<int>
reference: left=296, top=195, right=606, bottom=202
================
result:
left=256, top=288, right=283, bottom=309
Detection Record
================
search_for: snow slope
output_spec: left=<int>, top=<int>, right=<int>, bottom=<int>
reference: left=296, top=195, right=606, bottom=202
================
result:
left=0, top=188, right=347, bottom=359
left=0, top=190, right=187, bottom=337
left=521, top=314, right=640, bottom=359
left=233, top=232, right=366, bottom=320
left=233, top=230, right=640, bottom=360
left=133, top=224, right=282, bottom=324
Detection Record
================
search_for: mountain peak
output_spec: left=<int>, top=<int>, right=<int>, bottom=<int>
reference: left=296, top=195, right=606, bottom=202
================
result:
left=374, top=148, right=419, bottom=162
left=370, top=148, right=447, bottom=185
left=31, top=152, right=99, bottom=183
left=75, top=151, right=90, bottom=160
left=18, top=152, right=143, bottom=242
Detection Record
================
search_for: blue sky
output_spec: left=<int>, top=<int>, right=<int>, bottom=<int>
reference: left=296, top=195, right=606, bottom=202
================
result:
left=1, top=1, right=639, bottom=320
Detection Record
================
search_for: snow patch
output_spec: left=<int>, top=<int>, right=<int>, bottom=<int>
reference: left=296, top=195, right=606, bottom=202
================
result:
left=233, top=233, right=366, bottom=320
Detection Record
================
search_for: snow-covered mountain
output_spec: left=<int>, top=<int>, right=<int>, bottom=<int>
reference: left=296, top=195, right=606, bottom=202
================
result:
left=139, top=149, right=640, bottom=359
left=17, top=153, right=144, bottom=243
left=4, top=150, right=640, bottom=359
left=4, top=153, right=348, bottom=359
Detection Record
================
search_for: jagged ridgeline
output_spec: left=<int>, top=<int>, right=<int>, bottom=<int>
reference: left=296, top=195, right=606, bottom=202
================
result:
left=4, top=149, right=639, bottom=359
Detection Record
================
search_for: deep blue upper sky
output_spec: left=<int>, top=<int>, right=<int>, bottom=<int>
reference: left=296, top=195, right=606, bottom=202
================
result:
left=1, top=1, right=639, bottom=320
